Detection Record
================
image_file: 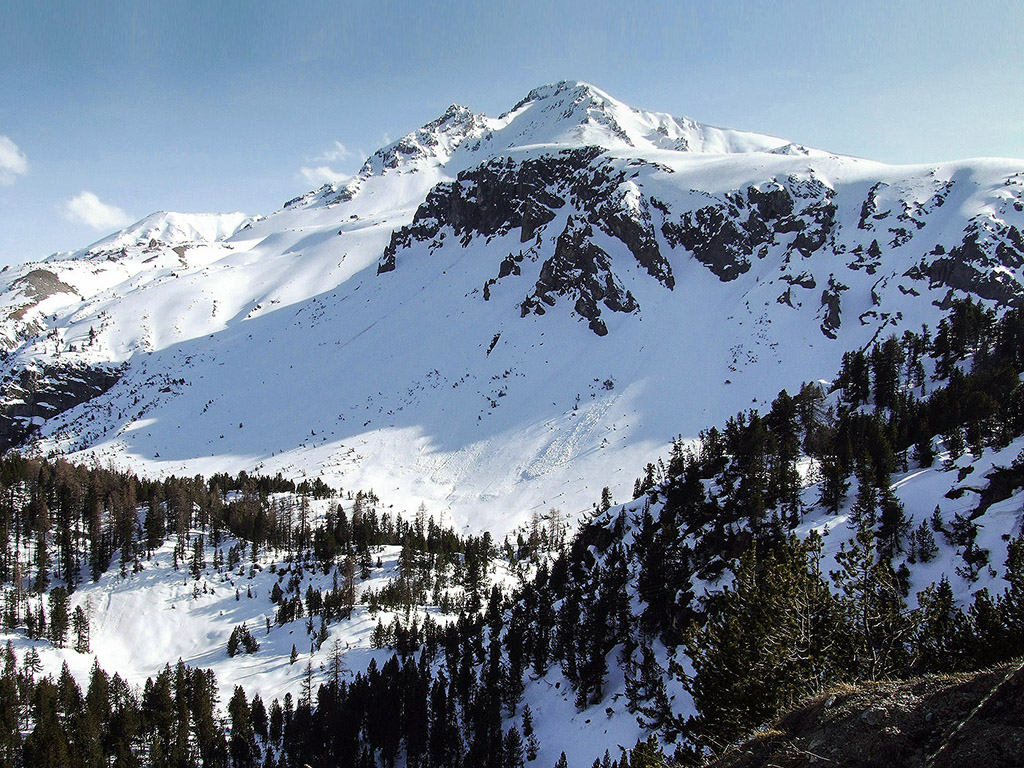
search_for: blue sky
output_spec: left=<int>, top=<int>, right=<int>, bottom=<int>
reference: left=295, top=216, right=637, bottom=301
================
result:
left=0, top=0, right=1021, bottom=266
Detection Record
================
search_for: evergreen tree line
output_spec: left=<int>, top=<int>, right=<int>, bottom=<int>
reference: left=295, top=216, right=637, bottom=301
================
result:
left=0, top=650, right=234, bottom=768
left=0, top=457, right=487, bottom=642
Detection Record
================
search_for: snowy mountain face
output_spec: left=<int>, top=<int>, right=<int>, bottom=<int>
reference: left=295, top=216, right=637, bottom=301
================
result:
left=2, top=81, right=1024, bottom=533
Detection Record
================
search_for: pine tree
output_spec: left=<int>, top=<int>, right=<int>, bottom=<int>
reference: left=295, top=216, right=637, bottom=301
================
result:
left=23, top=679, right=70, bottom=768
left=251, top=694, right=269, bottom=742
left=328, top=638, right=346, bottom=686
left=685, top=537, right=842, bottom=750
left=342, top=554, right=357, bottom=618
left=876, top=487, right=909, bottom=563
left=229, top=685, right=259, bottom=768
left=817, top=451, right=849, bottom=514
left=870, top=335, right=905, bottom=411
left=0, top=660, right=19, bottom=767
left=912, top=578, right=971, bottom=673
left=47, top=587, right=70, bottom=647
left=766, top=389, right=802, bottom=520
left=522, top=704, right=539, bottom=761
left=830, top=521, right=910, bottom=680
left=908, top=519, right=938, bottom=564
left=848, top=454, right=879, bottom=531
left=627, top=735, right=667, bottom=768
left=72, top=605, right=90, bottom=654
left=504, top=726, right=525, bottom=768
left=998, top=535, right=1024, bottom=654
left=190, top=536, right=205, bottom=580
left=300, top=660, right=314, bottom=708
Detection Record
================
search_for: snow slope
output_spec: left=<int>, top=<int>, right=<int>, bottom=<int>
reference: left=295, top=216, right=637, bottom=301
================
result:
left=0, top=82, right=1023, bottom=535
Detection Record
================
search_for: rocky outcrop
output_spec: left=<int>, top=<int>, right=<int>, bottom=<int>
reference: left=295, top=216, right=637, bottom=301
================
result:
left=0, top=270, right=80, bottom=351
left=0, top=363, right=120, bottom=451
left=378, top=149, right=670, bottom=333
left=4, top=269, right=77, bottom=326
left=707, top=663, right=1024, bottom=768
left=378, top=151, right=593, bottom=274
left=9, top=269, right=76, bottom=307
left=819, top=276, right=848, bottom=339
left=905, top=222, right=1024, bottom=305
left=520, top=216, right=637, bottom=336
left=596, top=184, right=674, bottom=288
left=663, top=203, right=757, bottom=281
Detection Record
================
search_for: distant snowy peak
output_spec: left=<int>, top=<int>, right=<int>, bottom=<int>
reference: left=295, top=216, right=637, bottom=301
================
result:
left=285, top=104, right=493, bottom=210
left=59, top=211, right=252, bottom=260
left=367, top=103, right=490, bottom=173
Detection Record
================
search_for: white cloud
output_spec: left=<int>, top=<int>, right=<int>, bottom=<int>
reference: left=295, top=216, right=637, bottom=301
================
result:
left=315, top=141, right=353, bottom=163
left=300, top=165, right=352, bottom=187
left=298, top=140, right=359, bottom=188
left=63, top=191, right=133, bottom=231
left=0, top=135, right=28, bottom=184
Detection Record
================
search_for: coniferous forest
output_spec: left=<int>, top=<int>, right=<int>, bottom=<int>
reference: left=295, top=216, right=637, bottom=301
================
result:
left=3, top=298, right=1024, bottom=766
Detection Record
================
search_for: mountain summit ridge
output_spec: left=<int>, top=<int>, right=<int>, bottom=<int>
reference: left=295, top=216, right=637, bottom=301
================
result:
left=285, top=80, right=800, bottom=212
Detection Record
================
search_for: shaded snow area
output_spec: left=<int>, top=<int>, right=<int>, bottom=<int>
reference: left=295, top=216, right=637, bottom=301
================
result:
left=0, top=82, right=1019, bottom=538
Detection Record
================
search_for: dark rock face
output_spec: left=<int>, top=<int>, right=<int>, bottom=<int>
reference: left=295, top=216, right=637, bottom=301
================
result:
left=378, top=151, right=585, bottom=274
left=663, top=204, right=756, bottom=281
left=519, top=216, right=637, bottom=335
left=659, top=181, right=836, bottom=281
left=0, top=363, right=120, bottom=452
left=819, top=276, right=848, bottom=339
left=597, top=191, right=674, bottom=289
left=858, top=182, right=888, bottom=230
left=379, top=148, right=670, bottom=333
left=748, top=186, right=795, bottom=221
left=907, top=223, right=1024, bottom=305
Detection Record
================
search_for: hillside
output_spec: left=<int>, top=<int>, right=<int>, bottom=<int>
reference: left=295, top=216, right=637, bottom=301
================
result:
left=4, top=81, right=1024, bottom=768
left=3, top=294, right=1024, bottom=767
left=0, top=82, right=1022, bottom=534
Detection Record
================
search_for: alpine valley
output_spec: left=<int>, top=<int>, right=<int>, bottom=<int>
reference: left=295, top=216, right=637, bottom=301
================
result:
left=3, top=81, right=1024, bottom=768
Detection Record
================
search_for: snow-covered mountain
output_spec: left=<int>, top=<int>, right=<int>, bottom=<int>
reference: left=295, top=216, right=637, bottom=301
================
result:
left=2, top=80, right=1023, bottom=533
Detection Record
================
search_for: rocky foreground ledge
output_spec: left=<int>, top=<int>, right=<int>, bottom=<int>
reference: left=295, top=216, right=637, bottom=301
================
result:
left=707, top=662, right=1024, bottom=768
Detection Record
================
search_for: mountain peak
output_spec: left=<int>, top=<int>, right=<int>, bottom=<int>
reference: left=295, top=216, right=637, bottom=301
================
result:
left=362, top=102, right=488, bottom=174
left=286, top=80, right=798, bottom=212
left=499, top=80, right=794, bottom=155
left=503, top=79, right=609, bottom=115
left=80, top=211, right=251, bottom=255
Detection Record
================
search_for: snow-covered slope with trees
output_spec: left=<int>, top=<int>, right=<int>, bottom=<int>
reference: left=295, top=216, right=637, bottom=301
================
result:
left=7, top=297, right=1024, bottom=768
left=1, top=81, right=1023, bottom=535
